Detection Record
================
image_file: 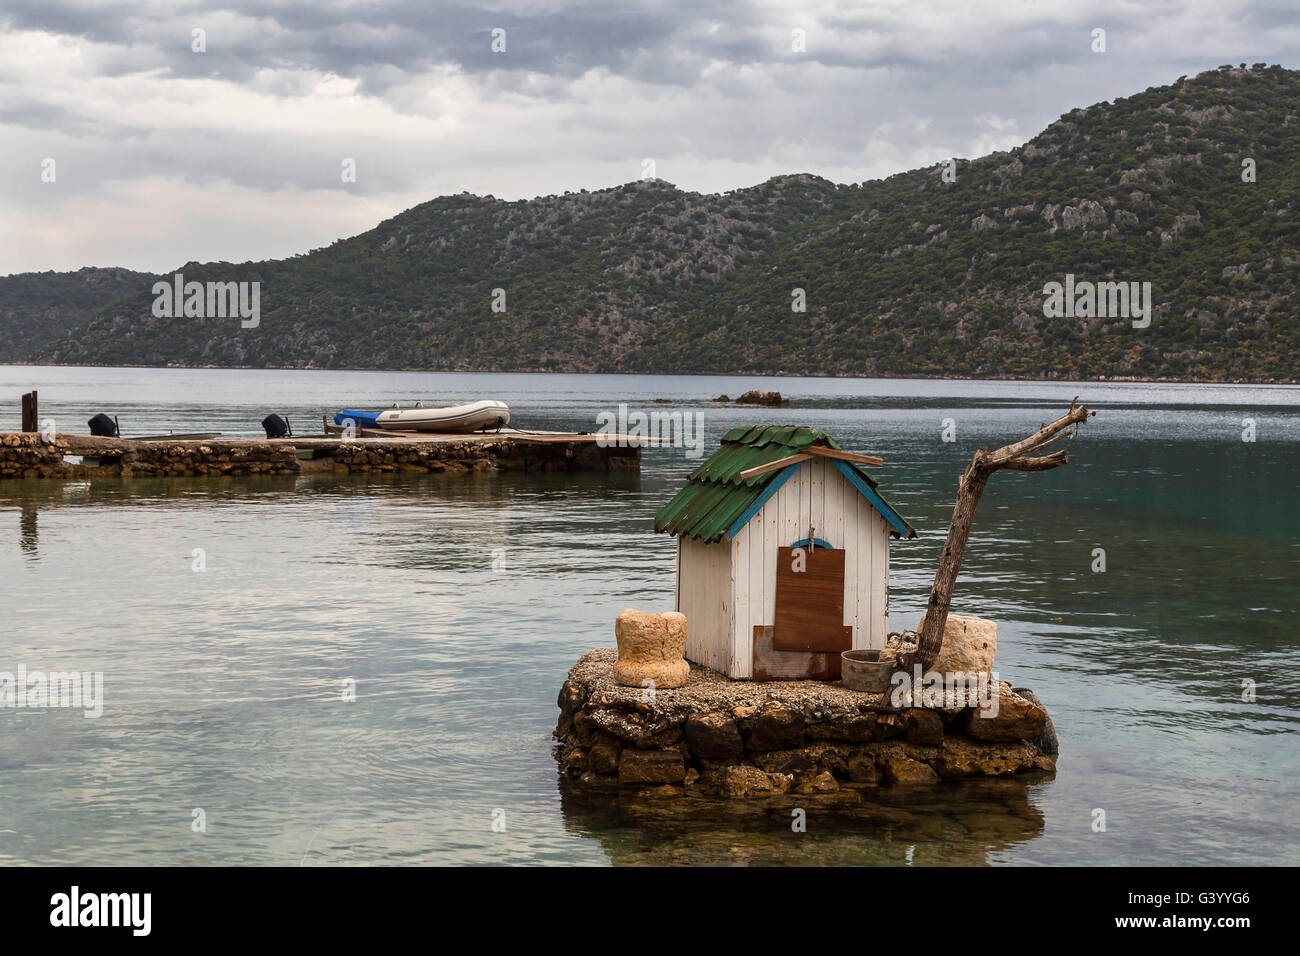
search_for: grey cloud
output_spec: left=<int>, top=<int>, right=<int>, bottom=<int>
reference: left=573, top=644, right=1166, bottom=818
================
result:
left=3, top=0, right=1300, bottom=274
left=1, top=0, right=765, bottom=88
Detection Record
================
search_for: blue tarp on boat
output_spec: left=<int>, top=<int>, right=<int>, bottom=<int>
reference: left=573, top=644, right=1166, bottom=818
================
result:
left=334, top=410, right=382, bottom=429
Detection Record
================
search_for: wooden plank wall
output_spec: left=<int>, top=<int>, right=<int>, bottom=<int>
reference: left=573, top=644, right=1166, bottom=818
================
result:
left=678, top=535, right=734, bottom=674
left=729, top=459, right=890, bottom=678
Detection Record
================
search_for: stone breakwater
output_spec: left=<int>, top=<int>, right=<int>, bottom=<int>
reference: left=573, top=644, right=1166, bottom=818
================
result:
left=0, top=432, right=639, bottom=480
left=554, top=648, right=1057, bottom=799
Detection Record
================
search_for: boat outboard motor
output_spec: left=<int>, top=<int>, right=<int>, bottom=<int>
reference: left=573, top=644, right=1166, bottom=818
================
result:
left=88, top=413, right=120, bottom=437
left=261, top=413, right=292, bottom=438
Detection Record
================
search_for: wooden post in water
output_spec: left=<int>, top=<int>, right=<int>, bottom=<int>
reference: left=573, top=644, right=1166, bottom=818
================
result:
left=20, top=391, right=38, bottom=432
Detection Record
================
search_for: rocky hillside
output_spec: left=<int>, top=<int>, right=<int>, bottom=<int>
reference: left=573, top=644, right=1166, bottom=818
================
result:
left=0, top=267, right=150, bottom=364
left=10, top=64, right=1300, bottom=381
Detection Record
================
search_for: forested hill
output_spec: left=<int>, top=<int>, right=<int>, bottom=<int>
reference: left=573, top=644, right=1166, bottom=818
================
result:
left=9, top=63, right=1300, bottom=382
left=0, top=267, right=150, bottom=365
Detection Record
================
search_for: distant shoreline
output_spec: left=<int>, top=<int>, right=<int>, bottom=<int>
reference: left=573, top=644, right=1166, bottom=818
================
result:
left=2, top=361, right=1295, bottom=387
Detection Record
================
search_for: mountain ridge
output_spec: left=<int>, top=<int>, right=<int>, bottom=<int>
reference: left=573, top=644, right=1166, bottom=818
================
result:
left=6, top=62, right=1298, bottom=383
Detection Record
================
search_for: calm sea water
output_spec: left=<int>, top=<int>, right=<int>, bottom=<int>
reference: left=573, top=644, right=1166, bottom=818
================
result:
left=0, top=366, right=1296, bottom=866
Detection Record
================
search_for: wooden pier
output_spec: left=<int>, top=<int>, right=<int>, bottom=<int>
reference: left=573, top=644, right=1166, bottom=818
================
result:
left=0, top=428, right=644, bottom=480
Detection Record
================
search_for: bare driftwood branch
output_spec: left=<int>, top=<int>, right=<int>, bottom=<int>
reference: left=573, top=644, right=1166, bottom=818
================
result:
left=1003, top=450, right=1069, bottom=471
left=899, top=401, right=1093, bottom=673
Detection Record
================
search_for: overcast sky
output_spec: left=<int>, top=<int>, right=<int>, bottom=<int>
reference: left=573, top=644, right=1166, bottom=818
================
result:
left=2, top=0, right=1297, bottom=275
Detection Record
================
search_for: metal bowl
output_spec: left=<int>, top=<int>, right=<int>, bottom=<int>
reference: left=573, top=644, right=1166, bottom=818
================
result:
left=841, top=649, right=897, bottom=694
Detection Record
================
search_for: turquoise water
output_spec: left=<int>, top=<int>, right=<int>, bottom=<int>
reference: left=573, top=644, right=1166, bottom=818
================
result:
left=0, top=366, right=1296, bottom=865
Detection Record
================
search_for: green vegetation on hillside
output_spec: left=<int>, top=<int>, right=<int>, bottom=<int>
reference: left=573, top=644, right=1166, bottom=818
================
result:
left=7, top=64, right=1299, bottom=382
left=0, top=267, right=150, bottom=364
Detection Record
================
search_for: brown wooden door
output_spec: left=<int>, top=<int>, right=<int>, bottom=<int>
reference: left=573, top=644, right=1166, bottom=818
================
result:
left=772, top=545, right=853, bottom=654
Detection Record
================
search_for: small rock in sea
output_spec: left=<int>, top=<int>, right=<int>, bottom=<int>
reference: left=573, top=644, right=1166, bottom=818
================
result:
left=714, top=394, right=731, bottom=402
left=735, top=389, right=789, bottom=407
left=795, top=770, right=841, bottom=794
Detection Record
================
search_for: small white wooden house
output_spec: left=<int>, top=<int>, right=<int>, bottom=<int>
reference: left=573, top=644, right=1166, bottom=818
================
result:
left=654, top=426, right=915, bottom=681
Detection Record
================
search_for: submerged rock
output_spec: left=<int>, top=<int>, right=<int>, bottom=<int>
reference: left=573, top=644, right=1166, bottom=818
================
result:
left=795, top=770, right=841, bottom=794
left=847, top=751, right=880, bottom=784
left=702, top=763, right=793, bottom=798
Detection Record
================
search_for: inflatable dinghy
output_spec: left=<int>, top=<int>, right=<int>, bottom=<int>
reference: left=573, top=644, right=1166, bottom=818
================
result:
left=335, top=400, right=510, bottom=434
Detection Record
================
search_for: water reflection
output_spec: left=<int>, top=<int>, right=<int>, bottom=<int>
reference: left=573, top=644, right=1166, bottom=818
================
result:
left=18, top=501, right=37, bottom=559
left=559, top=776, right=1049, bottom=866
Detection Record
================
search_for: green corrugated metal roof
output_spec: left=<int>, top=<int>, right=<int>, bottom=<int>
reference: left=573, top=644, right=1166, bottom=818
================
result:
left=653, top=426, right=915, bottom=542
